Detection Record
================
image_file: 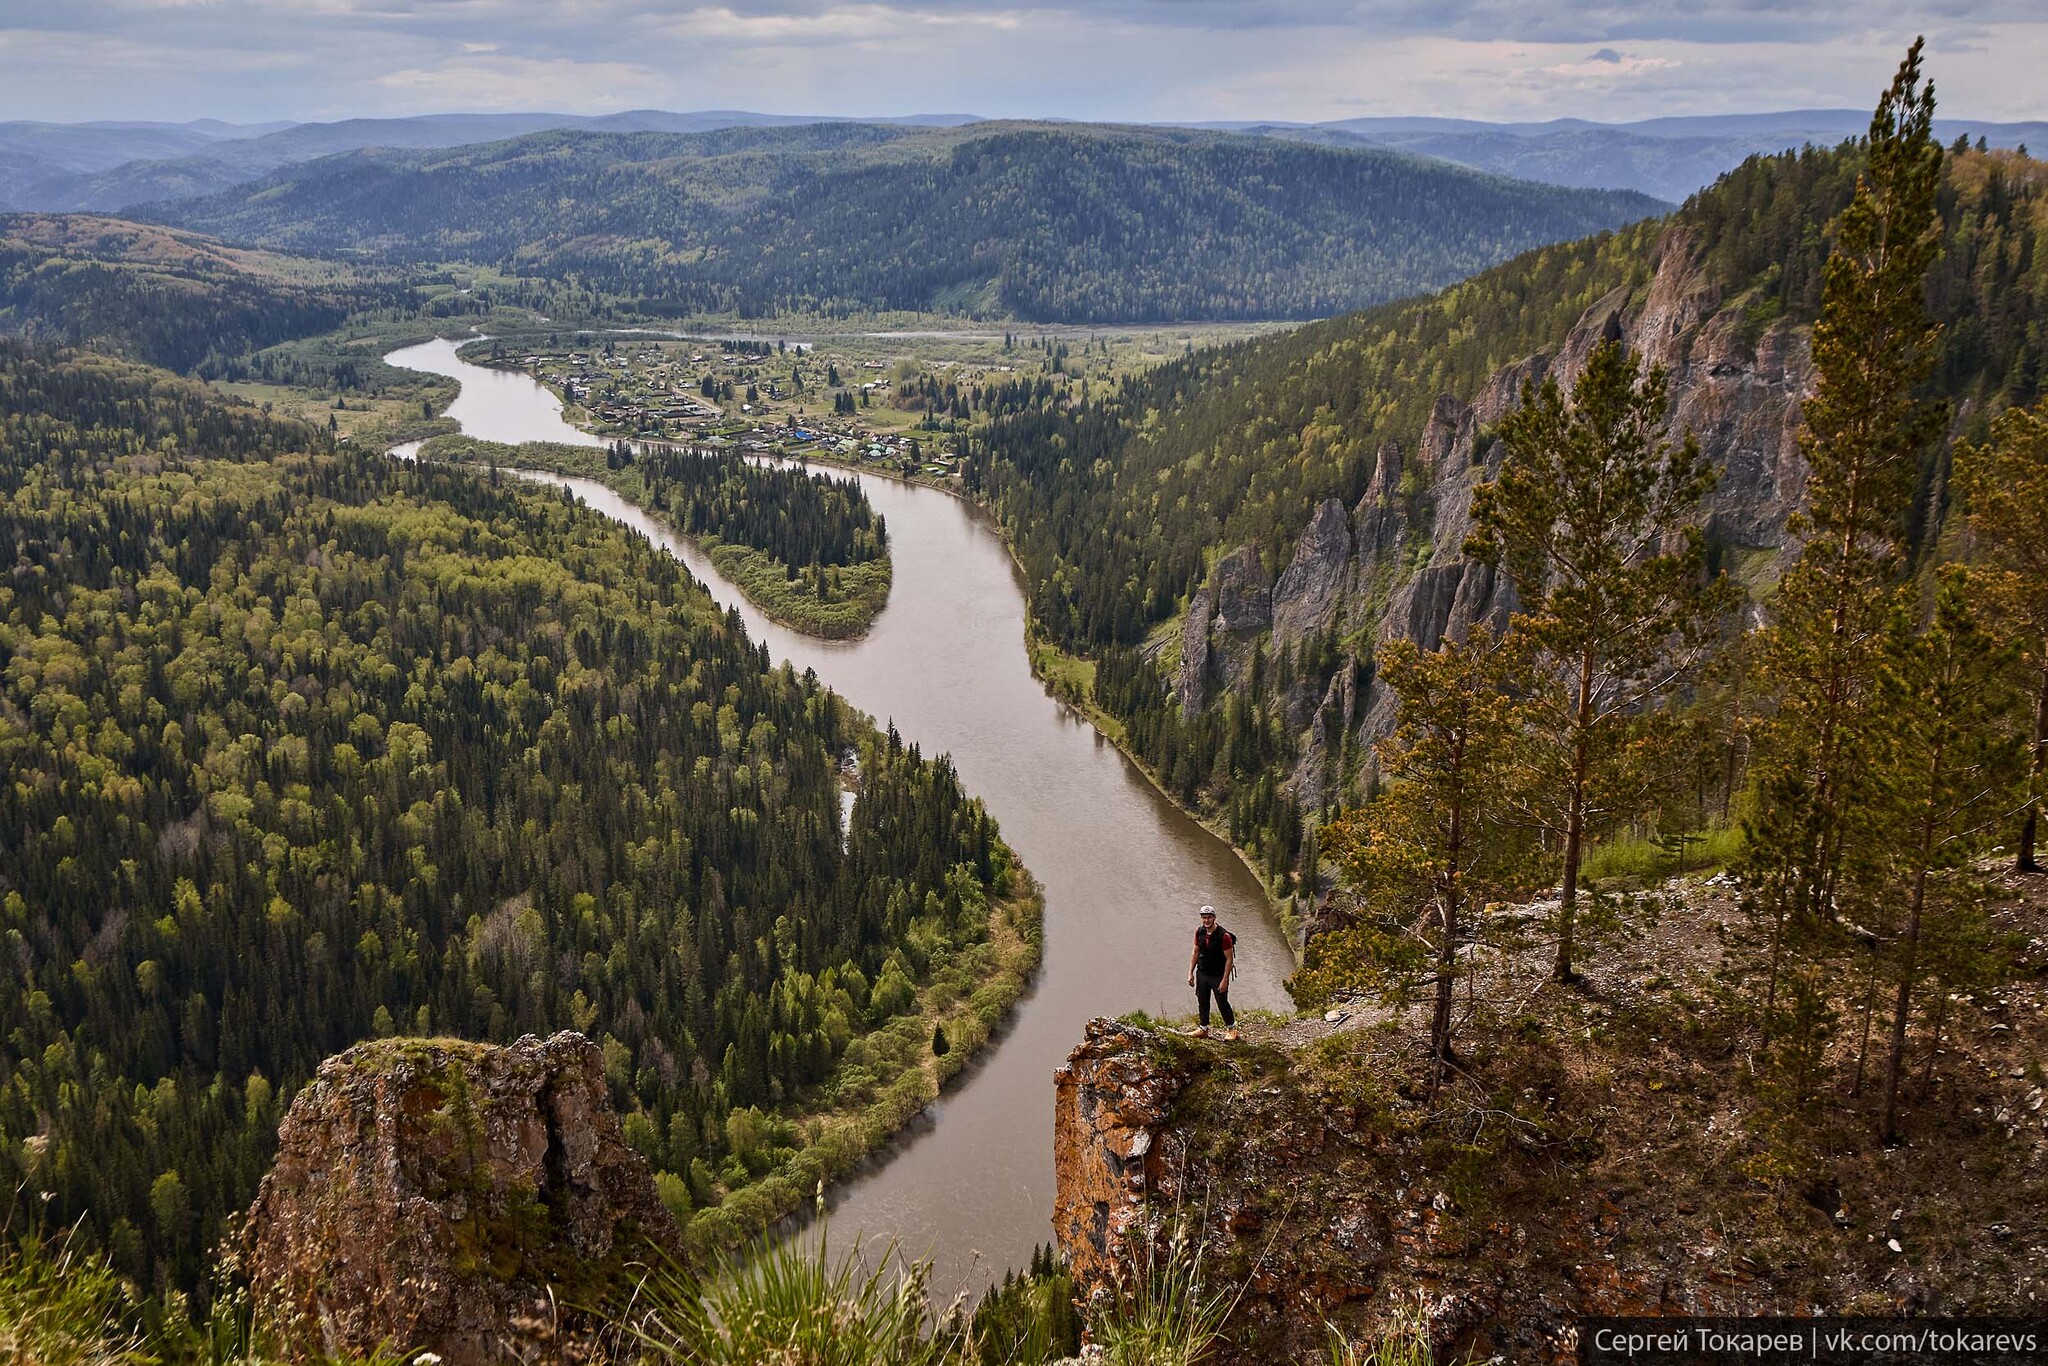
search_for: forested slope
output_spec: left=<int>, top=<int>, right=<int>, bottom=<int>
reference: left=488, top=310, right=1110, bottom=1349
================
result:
left=143, top=122, right=1665, bottom=322
left=0, top=344, right=1015, bottom=1296
left=967, top=143, right=2048, bottom=885
left=0, top=214, right=407, bottom=374
left=418, top=434, right=896, bottom=637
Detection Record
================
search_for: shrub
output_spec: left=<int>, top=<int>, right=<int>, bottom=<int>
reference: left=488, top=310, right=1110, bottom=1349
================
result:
left=0, top=1225, right=151, bottom=1366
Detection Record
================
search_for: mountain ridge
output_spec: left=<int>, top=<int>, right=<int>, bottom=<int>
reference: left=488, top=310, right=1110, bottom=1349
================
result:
left=6, top=106, right=2041, bottom=212
left=135, top=121, right=1666, bottom=323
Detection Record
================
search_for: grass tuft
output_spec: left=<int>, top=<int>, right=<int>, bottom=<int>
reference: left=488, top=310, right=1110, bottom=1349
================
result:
left=1580, top=821, right=1744, bottom=885
left=0, top=1222, right=151, bottom=1366
left=1326, top=1297, right=1434, bottom=1366
left=1090, top=1218, right=1234, bottom=1366
left=618, top=1219, right=962, bottom=1366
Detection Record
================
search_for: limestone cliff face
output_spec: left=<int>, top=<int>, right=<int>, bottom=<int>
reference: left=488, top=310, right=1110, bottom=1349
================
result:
left=1210, top=223, right=1821, bottom=800
left=1271, top=498, right=1352, bottom=646
left=246, top=1032, right=677, bottom=1365
left=1351, top=444, right=1407, bottom=579
left=1177, top=580, right=1215, bottom=719
left=1177, top=545, right=1275, bottom=711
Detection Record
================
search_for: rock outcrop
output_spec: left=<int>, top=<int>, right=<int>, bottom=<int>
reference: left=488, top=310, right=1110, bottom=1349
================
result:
left=1271, top=498, right=1351, bottom=645
left=1052, top=869, right=2048, bottom=1364
left=1051, top=1020, right=1188, bottom=1294
left=1179, top=545, right=1275, bottom=709
left=246, top=1032, right=678, bottom=1365
left=1185, top=223, right=1821, bottom=810
left=1351, top=443, right=1407, bottom=573
left=1293, top=654, right=1359, bottom=814
left=1211, top=545, right=1272, bottom=638
left=1177, top=579, right=1214, bottom=718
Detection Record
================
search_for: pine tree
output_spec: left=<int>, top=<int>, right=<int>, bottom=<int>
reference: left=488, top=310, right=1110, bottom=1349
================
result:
left=1953, top=401, right=2048, bottom=872
left=1875, top=570, right=2025, bottom=1141
left=1466, top=336, right=1728, bottom=980
left=1742, top=41, right=1946, bottom=1075
left=1289, top=630, right=1530, bottom=1094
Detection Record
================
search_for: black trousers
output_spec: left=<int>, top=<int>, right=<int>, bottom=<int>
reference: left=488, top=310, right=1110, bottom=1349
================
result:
left=1195, top=971, right=1234, bottom=1027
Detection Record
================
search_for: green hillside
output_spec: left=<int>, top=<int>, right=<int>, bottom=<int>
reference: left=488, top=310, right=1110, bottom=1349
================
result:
left=967, top=142, right=2047, bottom=876
left=0, top=343, right=1021, bottom=1295
left=0, top=213, right=409, bottom=373
left=144, top=122, right=1665, bottom=323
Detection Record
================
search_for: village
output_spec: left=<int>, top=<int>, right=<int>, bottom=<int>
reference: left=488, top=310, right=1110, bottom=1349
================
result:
left=469, top=332, right=1017, bottom=481
left=460, top=321, right=1267, bottom=483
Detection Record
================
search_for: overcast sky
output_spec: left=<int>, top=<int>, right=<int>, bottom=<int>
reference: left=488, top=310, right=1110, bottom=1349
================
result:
left=1, top=0, right=2043, bottom=127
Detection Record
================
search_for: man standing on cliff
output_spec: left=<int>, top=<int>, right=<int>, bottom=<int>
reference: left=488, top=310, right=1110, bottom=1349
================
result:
left=1188, top=905, right=1238, bottom=1040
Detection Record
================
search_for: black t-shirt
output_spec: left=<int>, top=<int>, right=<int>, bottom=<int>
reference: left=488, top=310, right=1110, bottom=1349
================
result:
left=1194, top=925, right=1235, bottom=976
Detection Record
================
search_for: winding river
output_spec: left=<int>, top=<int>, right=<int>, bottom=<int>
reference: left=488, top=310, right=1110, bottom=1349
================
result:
left=384, top=338, right=1293, bottom=1293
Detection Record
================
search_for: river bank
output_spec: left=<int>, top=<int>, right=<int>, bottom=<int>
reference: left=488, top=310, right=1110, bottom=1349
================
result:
left=682, top=875, right=1044, bottom=1257
left=415, top=432, right=893, bottom=638
left=434, top=342, right=1301, bottom=927
left=424, top=334, right=1303, bottom=928
left=766, top=448, right=1303, bottom=945
left=1024, top=629, right=1301, bottom=947
left=383, top=336, right=1298, bottom=1295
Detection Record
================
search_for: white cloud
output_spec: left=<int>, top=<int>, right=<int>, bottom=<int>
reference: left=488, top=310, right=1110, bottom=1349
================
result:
left=372, top=54, right=669, bottom=108
left=700, top=3, right=1017, bottom=36
left=1541, top=49, right=1680, bottom=79
left=0, top=1, right=2042, bottom=123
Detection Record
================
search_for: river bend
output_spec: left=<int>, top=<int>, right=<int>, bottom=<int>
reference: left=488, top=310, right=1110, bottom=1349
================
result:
left=383, top=338, right=1293, bottom=1293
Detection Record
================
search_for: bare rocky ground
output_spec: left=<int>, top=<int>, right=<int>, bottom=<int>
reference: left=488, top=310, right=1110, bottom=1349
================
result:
left=1055, top=864, right=2048, bottom=1365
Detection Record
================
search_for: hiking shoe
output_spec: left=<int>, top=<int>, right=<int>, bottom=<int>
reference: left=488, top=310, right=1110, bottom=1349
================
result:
left=1192, top=1026, right=1210, bottom=1038
left=1223, top=1030, right=1240, bottom=1042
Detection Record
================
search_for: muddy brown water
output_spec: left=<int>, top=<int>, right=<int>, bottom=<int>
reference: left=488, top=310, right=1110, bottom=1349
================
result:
left=385, top=338, right=1294, bottom=1293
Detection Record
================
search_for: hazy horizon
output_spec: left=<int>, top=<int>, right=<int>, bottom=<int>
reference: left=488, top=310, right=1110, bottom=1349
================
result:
left=7, top=105, right=2048, bottom=135
left=2, top=3, right=2044, bottom=129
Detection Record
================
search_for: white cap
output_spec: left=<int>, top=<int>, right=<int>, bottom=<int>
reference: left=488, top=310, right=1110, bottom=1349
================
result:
left=1198, top=904, right=1217, bottom=919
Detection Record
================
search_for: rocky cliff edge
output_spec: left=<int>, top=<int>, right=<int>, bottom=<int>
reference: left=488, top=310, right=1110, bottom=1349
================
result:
left=245, top=1031, right=678, bottom=1364
left=1053, top=870, right=2048, bottom=1365
left=1171, top=225, right=1815, bottom=800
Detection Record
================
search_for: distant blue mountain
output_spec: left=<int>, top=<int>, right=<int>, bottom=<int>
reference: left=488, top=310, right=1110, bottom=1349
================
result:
left=0, top=111, right=982, bottom=212
left=1226, top=110, right=2046, bottom=202
left=2, top=107, right=2039, bottom=213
